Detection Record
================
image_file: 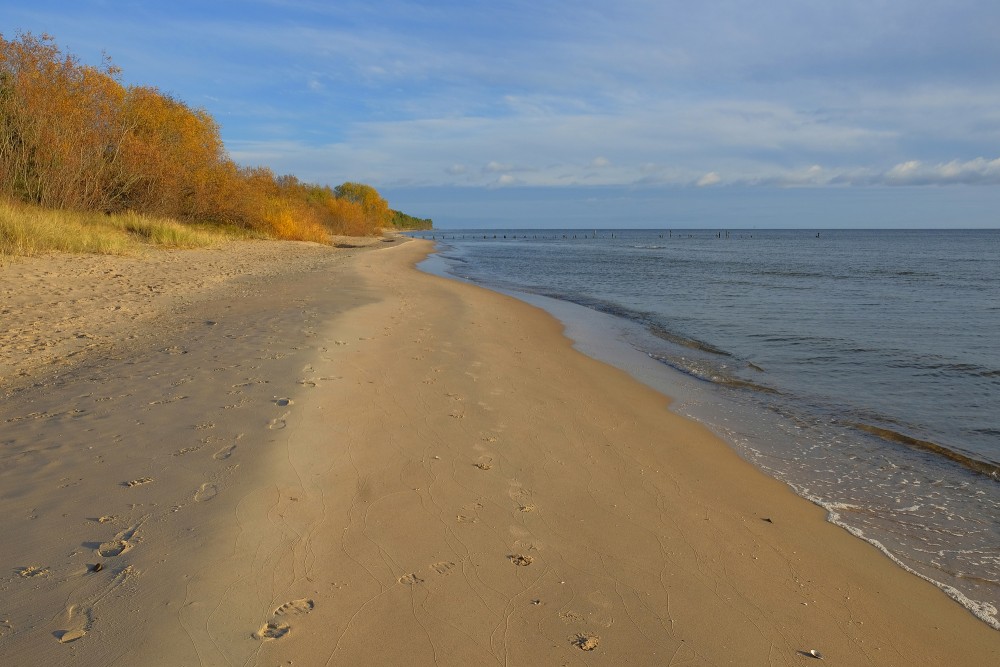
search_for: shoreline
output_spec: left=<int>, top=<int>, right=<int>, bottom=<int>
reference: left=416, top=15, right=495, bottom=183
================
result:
left=420, top=232, right=1000, bottom=632
left=440, top=274, right=1000, bottom=632
left=1, top=239, right=996, bottom=664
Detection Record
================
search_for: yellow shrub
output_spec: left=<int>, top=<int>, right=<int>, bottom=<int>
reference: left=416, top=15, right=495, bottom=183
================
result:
left=260, top=198, right=329, bottom=243
left=324, top=197, right=377, bottom=236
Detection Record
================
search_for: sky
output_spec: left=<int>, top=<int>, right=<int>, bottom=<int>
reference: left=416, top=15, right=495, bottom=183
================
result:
left=3, top=0, right=1000, bottom=228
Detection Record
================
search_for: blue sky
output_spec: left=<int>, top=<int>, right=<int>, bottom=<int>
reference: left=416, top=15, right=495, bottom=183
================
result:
left=4, top=1, right=1000, bottom=227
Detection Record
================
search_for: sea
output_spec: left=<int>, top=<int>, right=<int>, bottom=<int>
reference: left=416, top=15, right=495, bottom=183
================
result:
left=412, top=228, right=1000, bottom=629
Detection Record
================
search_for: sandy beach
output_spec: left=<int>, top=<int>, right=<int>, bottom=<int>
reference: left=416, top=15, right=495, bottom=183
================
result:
left=1, top=238, right=996, bottom=666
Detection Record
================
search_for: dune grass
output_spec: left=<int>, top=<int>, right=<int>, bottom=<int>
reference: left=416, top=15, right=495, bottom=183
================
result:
left=0, top=201, right=262, bottom=258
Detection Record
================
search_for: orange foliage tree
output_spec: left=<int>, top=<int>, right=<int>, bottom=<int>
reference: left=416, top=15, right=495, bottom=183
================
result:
left=334, top=182, right=391, bottom=232
left=117, top=86, right=227, bottom=219
left=1, top=32, right=403, bottom=240
left=0, top=32, right=128, bottom=211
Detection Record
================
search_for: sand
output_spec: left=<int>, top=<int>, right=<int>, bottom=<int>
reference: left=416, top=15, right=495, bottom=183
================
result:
left=0, top=237, right=996, bottom=666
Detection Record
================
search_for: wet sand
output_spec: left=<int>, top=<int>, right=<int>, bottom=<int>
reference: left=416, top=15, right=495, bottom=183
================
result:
left=0, top=238, right=996, bottom=665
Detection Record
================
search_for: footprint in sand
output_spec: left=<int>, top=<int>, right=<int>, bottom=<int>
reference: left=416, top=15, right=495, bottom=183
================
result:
left=509, top=554, right=534, bottom=567
left=147, top=395, right=188, bottom=406
left=274, top=599, right=314, bottom=616
left=194, top=483, right=218, bottom=502
left=274, top=398, right=293, bottom=407
left=268, top=417, right=287, bottom=430
left=213, top=444, right=236, bottom=460
left=509, top=483, right=536, bottom=512
left=123, top=477, right=153, bottom=488
left=97, top=523, right=141, bottom=557
left=572, top=633, right=600, bottom=651
left=55, top=603, right=92, bottom=643
left=56, top=628, right=87, bottom=643
left=590, top=596, right=616, bottom=628
left=457, top=501, right=484, bottom=523
left=98, top=540, right=131, bottom=557
left=430, top=561, right=456, bottom=576
left=253, top=622, right=289, bottom=641
left=253, top=599, right=313, bottom=641
left=398, top=573, right=424, bottom=585
left=52, top=560, right=130, bottom=644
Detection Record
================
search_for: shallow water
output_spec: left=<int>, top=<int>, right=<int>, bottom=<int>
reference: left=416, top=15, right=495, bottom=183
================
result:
left=416, top=228, right=1000, bottom=628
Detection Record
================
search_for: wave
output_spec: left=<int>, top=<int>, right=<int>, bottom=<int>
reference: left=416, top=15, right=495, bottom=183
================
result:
left=755, top=269, right=832, bottom=279
left=526, top=290, right=735, bottom=359
left=849, top=423, right=1000, bottom=480
left=803, top=496, right=1000, bottom=630
left=647, top=353, right=780, bottom=394
left=647, top=324, right=732, bottom=357
left=912, top=362, right=1000, bottom=379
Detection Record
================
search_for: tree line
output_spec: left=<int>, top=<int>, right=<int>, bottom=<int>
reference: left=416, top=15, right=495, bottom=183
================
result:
left=390, top=209, right=434, bottom=230
left=0, top=32, right=430, bottom=240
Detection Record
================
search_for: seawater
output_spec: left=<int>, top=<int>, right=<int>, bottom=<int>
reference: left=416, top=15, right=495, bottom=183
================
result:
left=415, top=228, right=1000, bottom=629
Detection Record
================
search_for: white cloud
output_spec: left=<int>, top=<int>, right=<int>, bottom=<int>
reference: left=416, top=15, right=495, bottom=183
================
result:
left=735, top=158, right=1000, bottom=188
left=483, top=161, right=512, bottom=173
left=229, top=127, right=1000, bottom=194
left=880, top=157, right=1000, bottom=186
left=885, top=161, right=922, bottom=182
left=695, top=172, right=721, bottom=187
left=243, top=95, right=903, bottom=188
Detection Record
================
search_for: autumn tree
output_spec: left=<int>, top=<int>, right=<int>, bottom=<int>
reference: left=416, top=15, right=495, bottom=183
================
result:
left=1, top=32, right=418, bottom=242
left=117, top=86, right=226, bottom=219
left=0, top=32, right=129, bottom=211
left=334, top=182, right=391, bottom=232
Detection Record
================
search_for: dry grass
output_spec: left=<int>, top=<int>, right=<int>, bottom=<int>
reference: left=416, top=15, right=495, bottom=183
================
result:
left=0, top=201, right=262, bottom=259
left=107, top=211, right=260, bottom=248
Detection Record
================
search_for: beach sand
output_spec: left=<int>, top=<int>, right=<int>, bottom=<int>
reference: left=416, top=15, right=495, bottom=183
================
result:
left=0, top=238, right=996, bottom=665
